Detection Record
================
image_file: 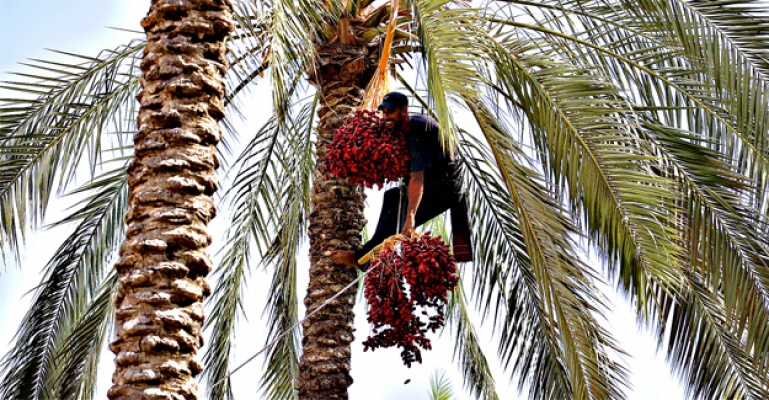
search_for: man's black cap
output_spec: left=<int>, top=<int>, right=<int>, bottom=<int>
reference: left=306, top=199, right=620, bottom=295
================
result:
left=378, top=91, right=408, bottom=111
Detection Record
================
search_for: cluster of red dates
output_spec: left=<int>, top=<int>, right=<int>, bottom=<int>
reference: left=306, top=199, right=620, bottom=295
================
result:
left=362, top=233, right=459, bottom=367
left=326, top=109, right=409, bottom=188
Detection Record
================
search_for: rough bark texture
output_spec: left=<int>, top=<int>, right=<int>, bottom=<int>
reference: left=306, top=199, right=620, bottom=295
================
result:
left=109, top=1, right=234, bottom=399
left=296, top=40, right=378, bottom=400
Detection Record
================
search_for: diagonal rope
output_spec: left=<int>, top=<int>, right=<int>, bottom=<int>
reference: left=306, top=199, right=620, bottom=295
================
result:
left=206, top=261, right=380, bottom=393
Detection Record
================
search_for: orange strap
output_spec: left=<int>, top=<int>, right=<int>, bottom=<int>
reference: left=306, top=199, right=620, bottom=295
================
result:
left=377, top=0, right=399, bottom=78
left=361, top=0, right=400, bottom=110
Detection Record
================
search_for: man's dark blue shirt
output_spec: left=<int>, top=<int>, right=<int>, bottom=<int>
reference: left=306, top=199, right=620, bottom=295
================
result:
left=405, top=115, right=462, bottom=195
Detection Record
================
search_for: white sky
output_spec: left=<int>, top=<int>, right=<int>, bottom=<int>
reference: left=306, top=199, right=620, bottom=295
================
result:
left=0, top=1, right=693, bottom=399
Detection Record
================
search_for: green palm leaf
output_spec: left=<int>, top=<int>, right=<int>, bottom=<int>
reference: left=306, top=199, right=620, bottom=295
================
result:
left=411, top=0, right=487, bottom=150
left=205, top=114, right=290, bottom=400
left=490, top=11, right=769, bottom=208
left=49, top=273, right=118, bottom=400
left=446, top=279, right=500, bottom=400
left=642, top=122, right=769, bottom=367
left=496, top=0, right=769, bottom=212
left=204, top=95, right=317, bottom=400
left=257, top=95, right=317, bottom=400
left=655, top=270, right=769, bottom=399
left=0, top=159, right=129, bottom=400
left=486, top=30, right=682, bottom=306
left=464, top=102, right=628, bottom=400
left=266, top=0, right=337, bottom=118
left=427, top=370, right=455, bottom=400
left=0, top=42, right=141, bottom=256
left=496, top=2, right=769, bottom=380
left=458, top=134, right=528, bottom=322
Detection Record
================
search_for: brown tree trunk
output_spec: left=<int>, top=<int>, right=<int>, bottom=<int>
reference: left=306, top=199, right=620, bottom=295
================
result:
left=108, top=1, right=234, bottom=399
left=296, top=41, right=377, bottom=400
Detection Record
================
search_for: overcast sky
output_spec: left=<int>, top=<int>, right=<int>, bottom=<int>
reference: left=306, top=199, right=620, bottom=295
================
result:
left=0, top=1, right=695, bottom=399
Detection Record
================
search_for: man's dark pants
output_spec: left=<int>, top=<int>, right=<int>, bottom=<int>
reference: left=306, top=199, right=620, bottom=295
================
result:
left=353, top=183, right=471, bottom=263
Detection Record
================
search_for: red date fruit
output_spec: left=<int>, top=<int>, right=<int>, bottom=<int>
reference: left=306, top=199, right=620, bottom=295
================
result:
left=362, top=233, right=458, bottom=367
left=326, top=109, right=410, bottom=189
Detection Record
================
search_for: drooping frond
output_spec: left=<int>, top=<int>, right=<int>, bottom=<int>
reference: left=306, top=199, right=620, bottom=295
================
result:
left=446, top=279, right=500, bottom=400
left=204, top=95, right=317, bottom=400
left=265, top=0, right=337, bottom=118
left=640, top=122, right=769, bottom=371
left=484, top=28, right=682, bottom=309
left=463, top=102, right=628, bottom=400
left=493, top=0, right=769, bottom=219
left=615, top=0, right=769, bottom=164
left=460, top=134, right=572, bottom=399
left=0, top=42, right=142, bottom=257
left=226, top=2, right=272, bottom=106
left=48, top=273, right=118, bottom=400
left=205, top=113, right=288, bottom=400
left=257, top=95, right=317, bottom=400
left=654, top=270, right=769, bottom=400
left=457, top=134, right=528, bottom=324
left=0, top=159, right=129, bottom=400
left=671, top=0, right=769, bottom=75
left=483, top=3, right=769, bottom=392
left=411, top=0, right=487, bottom=151
left=497, top=0, right=769, bottom=377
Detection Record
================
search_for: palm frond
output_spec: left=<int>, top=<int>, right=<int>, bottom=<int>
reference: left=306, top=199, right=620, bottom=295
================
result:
left=204, top=95, right=318, bottom=400
left=615, top=0, right=769, bottom=79
left=654, top=270, right=769, bottom=400
left=481, top=11, right=769, bottom=395
left=0, top=158, right=129, bottom=400
left=266, top=0, right=337, bottom=118
left=427, top=370, right=455, bottom=400
left=461, top=135, right=574, bottom=399
left=205, top=114, right=287, bottom=400
left=48, top=273, right=118, bottom=400
left=221, top=7, right=277, bottom=164
left=465, top=101, right=628, bottom=400
left=226, top=3, right=272, bottom=107
left=488, top=2, right=769, bottom=217
left=446, top=279, right=500, bottom=400
left=600, top=0, right=766, bottom=210
left=641, top=121, right=769, bottom=369
left=258, top=95, right=317, bottom=400
left=485, top=30, right=683, bottom=309
left=496, top=2, right=769, bottom=374
left=205, top=219, right=250, bottom=400
left=411, top=0, right=487, bottom=152
left=0, top=42, right=142, bottom=256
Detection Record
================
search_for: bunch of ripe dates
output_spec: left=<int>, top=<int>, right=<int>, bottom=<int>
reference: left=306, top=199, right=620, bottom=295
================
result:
left=362, top=233, right=458, bottom=367
left=326, top=109, right=409, bottom=189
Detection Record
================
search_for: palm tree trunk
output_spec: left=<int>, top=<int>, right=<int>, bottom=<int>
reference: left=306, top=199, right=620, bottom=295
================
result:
left=108, top=1, right=234, bottom=399
left=297, top=40, right=376, bottom=400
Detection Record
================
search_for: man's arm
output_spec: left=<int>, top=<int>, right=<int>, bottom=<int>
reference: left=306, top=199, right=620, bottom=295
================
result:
left=401, top=170, right=424, bottom=235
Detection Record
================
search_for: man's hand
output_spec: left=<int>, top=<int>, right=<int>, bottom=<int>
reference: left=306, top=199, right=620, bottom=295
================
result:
left=402, top=170, right=424, bottom=237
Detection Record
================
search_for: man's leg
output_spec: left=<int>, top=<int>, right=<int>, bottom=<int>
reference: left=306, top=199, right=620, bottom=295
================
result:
left=358, top=184, right=459, bottom=256
left=332, top=186, right=406, bottom=268
left=354, top=186, right=408, bottom=260
left=450, top=197, right=473, bottom=262
left=332, top=183, right=461, bottom=269
left=413, top=184, right=461, bottom=228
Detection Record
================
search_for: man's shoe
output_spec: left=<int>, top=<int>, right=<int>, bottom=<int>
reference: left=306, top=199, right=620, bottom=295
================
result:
left=451, top=233, right=473, bottom=262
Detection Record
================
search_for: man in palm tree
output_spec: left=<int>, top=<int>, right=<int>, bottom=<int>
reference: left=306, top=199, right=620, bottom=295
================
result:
left=333, top=91, right=472, bottom=269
